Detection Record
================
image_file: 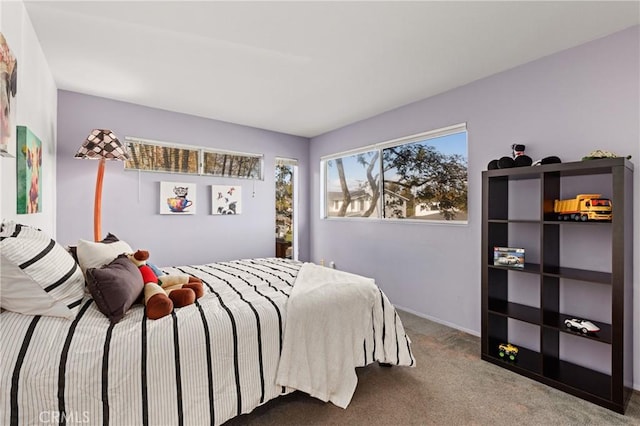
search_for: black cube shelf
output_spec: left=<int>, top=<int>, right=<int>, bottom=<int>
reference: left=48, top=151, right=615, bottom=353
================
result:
left=481, top=158, right=633, bottom=413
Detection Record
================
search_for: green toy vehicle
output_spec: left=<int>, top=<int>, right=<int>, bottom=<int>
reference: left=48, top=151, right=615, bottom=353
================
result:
left=498, top=343, right=519, bottom=361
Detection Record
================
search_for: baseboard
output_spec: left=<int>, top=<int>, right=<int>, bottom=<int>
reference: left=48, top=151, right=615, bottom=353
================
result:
left=395, top=305, right=480, bottom=337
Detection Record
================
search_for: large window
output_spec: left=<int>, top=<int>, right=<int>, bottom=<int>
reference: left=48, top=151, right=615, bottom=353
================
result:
left=322, top=124, right=467, bottom=222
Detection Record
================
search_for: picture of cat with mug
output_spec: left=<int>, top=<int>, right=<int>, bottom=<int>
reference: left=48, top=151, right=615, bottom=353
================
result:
left=160, top=182, right=196, bottom=215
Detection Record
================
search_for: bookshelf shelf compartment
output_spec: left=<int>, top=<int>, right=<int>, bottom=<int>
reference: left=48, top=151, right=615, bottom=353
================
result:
left=489, top=263, right=540, bottom=274
left=543, top=358, right=612, bottom=402
left=541, top=266, right=611, bottom=284
left=543, top=311, right=613, bottom=344
left=488, top=300, right=540, bottom=325
left=481, top=158, right=633, bottom=414
left=486, top=337, right=542, bottom=375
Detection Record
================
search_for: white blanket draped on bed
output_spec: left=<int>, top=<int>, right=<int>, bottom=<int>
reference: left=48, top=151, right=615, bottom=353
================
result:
left=276, top=263, right=414, bottom=408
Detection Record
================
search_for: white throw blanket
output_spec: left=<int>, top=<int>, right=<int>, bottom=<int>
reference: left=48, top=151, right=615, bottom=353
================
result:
left=276, top=263, right=413, bottom=408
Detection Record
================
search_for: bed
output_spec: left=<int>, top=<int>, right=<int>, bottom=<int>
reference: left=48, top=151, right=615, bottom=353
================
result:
left=0, top=222, right=414, bottom=425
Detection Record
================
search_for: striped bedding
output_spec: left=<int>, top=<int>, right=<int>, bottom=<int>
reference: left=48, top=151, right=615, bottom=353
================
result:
left=1, top=258, right=414, bottom=426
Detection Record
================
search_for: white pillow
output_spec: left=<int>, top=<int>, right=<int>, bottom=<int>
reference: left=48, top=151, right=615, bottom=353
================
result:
left=76, top=238, right=133, bottom=274
left=0, top=221, right=85, bottom=319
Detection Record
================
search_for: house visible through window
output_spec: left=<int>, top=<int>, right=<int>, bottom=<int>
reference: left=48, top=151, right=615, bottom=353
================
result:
left=322, top=123, right=468, bottom=222
left=325, top=149, right=379, bottom=218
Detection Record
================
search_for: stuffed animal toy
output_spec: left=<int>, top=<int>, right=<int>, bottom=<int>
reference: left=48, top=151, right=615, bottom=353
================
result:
left=532, top=156, right=562, bottom=166
left=487, top=144, right=536, bottom=170
left=582, top=150, right=631, bottom=161
left=128, top=250, right=204, bottom=319
left=511, top=144, right=533, bottom=167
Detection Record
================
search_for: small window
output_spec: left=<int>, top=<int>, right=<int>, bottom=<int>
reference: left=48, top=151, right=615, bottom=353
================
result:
left=125, top=142, right=199, bottom=174
left=202, top=151, right=262, bottom=179
left=124, top=137, right=263, bottom=179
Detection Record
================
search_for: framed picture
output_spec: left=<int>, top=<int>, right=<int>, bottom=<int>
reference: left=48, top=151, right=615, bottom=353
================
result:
left=1, top=32, right=18, bottom=156
left=160, top=181, right=196, bottom=215
left=17, top=126, right=42, bottom=214
left=212, top=185, right=241, bottom=215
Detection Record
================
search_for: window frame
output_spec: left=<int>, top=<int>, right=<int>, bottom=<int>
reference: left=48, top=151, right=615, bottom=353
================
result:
left=124, top=136, right=264, bottom=180
left=321, top=123, right=468, bottom=224
left=275, top=157, right=299, bottom=261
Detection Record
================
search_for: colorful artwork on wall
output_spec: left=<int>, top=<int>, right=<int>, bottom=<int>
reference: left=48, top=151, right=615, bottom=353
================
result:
left=212, top=185, right=241, bottom=215
left=160, top=181, right=196, bottom=215
left=17, top=126, right=42, bottom=214
left=1, top=32, right=18, bottom=156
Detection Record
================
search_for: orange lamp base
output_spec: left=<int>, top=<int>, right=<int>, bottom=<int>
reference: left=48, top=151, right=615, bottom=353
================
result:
left=94, top=158, right=105, bottom=242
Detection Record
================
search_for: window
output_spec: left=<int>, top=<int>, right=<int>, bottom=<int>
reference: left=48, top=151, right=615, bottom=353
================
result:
left=325, top=150, right=379, bottom=218
left=322, top=124, right=468, bottom=222
left=275, top=157, right=298, bottom=260
left=125, top=142, right=199, bottom=174
left=124, top=137, right=263, bottom=179
left=202, top=150, right=261, bottom=179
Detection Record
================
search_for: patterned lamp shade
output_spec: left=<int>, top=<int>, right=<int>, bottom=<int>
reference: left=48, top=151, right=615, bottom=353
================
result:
left=75, top=129, right=130, bottom=160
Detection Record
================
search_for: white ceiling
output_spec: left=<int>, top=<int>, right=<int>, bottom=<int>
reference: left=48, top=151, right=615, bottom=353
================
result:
left=24, top=1, right=639, bottom=138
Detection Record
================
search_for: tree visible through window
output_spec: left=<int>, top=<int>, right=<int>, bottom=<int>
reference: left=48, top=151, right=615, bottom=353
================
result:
left=126, top=142, right=199, bottom=173
left=275, top=163, right=293, bottom=239
left=326, top=150, right=379, bottom=218
left=124, top=139, right=263, bottom=179
left=324, top=125, right=468, bottom=221
left=202, top=151, right=261, bottom=179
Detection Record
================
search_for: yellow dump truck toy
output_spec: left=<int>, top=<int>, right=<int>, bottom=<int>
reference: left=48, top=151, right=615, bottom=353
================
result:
left=553, top=194, right=612, bottom=221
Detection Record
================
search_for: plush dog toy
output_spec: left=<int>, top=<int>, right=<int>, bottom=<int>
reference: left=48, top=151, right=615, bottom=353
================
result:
left=128, top=250, right=204, bottom=319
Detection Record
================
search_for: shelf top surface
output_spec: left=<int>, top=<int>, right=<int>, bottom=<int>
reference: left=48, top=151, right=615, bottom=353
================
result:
left=482, top=157, right=633, bottom=179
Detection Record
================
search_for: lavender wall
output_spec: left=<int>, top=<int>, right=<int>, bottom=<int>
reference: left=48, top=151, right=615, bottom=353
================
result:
left=310, top=26, right=640, bottom=386
left=56, top=91, right=309, bottom=266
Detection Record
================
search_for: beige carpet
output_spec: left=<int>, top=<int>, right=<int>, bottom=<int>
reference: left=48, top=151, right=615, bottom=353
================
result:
left=225, top=310, right=640, bottom=425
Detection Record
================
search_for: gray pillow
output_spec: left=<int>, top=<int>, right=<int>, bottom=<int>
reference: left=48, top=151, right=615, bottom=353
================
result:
left=86, top=254, right=143, bottom=323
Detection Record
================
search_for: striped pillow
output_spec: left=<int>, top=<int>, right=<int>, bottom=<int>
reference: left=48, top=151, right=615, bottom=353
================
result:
left=0, top=221, right=85, bottom=319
